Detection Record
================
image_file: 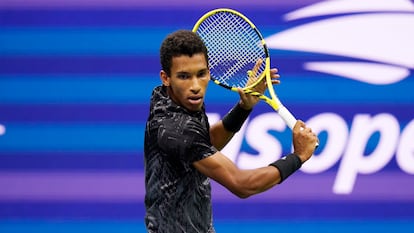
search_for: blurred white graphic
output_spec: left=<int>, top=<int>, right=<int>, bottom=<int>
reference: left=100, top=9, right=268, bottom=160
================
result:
left=266, top=0, right=414, bottom=85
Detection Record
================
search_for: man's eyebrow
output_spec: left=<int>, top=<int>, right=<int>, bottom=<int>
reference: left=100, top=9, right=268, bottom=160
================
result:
left=196, top=68, right=209, bottom=74
left=176, top=71, right=190, bottom=75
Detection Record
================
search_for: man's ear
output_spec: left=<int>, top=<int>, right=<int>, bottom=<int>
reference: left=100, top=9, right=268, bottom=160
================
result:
left=160, top=70, right=170, bottom=86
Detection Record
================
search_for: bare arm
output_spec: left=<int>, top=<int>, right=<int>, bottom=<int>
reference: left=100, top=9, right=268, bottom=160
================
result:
left=195, top=120, right=317, bottom=199
left=199, top=68, right=316, bottom=198
left=193, top=150, right=281, bottom=198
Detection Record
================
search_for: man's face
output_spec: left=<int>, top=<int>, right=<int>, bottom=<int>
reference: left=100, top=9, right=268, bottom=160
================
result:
left=161, top=53, right=210, bottom=112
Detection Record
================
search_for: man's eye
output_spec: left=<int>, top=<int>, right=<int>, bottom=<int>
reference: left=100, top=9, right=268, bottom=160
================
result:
left=177, top=74, right=189, bottom=79
left=198, top=71, right=207, bottom=78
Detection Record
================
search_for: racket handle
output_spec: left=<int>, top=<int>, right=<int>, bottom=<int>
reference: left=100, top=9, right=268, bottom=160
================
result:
left=278, top=105, right=320, bottom=148
left=277, top=105, right=297, bottom=130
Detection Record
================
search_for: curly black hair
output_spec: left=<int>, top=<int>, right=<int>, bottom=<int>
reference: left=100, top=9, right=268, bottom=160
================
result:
left=160, top=30, right=208, bottom=76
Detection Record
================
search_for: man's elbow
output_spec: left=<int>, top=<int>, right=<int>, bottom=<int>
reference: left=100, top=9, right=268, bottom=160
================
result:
left=231, top=189, right=254, bottom=199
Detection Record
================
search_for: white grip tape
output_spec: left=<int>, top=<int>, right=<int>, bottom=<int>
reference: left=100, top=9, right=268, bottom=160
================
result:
left=278, top=105, right=319, bottom=147
left=277, top=105, right=297, bottom=130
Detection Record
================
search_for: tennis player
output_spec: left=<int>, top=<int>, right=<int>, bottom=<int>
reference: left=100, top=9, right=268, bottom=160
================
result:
left=144, top=30, right=318, bottom=233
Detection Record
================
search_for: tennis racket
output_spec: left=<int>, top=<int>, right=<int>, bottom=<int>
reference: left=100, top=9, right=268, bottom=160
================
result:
left=192, top=8, right=298, bottom=129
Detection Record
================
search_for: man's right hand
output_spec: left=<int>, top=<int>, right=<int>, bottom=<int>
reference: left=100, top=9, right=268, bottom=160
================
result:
left=292, top=120, right=318, bottom=163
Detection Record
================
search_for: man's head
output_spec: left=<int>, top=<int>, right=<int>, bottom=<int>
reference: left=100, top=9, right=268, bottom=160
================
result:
left=159, top=30, right=210, bottom=112
left=160, top=30, right=208, bottom=76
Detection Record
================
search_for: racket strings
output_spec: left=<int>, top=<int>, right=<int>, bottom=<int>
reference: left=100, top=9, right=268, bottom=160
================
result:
left=196, top=11, right=267, bottom=89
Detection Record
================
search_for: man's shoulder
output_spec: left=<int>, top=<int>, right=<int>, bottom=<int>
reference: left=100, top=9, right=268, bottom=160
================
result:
left=159, top=112, right=204, bottom=134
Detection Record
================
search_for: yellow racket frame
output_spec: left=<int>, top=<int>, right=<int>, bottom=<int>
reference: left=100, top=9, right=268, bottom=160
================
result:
left=193, top=8, right=296, bottom=129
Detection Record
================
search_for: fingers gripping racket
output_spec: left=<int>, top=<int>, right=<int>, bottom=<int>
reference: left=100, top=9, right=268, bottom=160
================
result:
left=192, top=8, right=297, bottom=129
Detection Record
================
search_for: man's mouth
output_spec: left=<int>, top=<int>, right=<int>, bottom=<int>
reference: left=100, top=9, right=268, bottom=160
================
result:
left=188, top=96, right=202, bottom=105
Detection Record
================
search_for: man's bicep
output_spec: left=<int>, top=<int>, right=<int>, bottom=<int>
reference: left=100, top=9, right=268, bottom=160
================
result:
left=193, top=152, right=239, bottom=188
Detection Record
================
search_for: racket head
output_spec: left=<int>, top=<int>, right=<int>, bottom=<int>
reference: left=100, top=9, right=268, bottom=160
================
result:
left=192, top=8, right=270, bottom=92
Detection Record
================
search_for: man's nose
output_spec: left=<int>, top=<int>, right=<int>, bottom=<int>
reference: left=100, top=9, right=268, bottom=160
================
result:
left=190, top=77, right=201, bottom=92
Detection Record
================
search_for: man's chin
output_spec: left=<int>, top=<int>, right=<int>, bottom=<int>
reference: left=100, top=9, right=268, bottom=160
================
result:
left=186, top=104, right=203, bottom=112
